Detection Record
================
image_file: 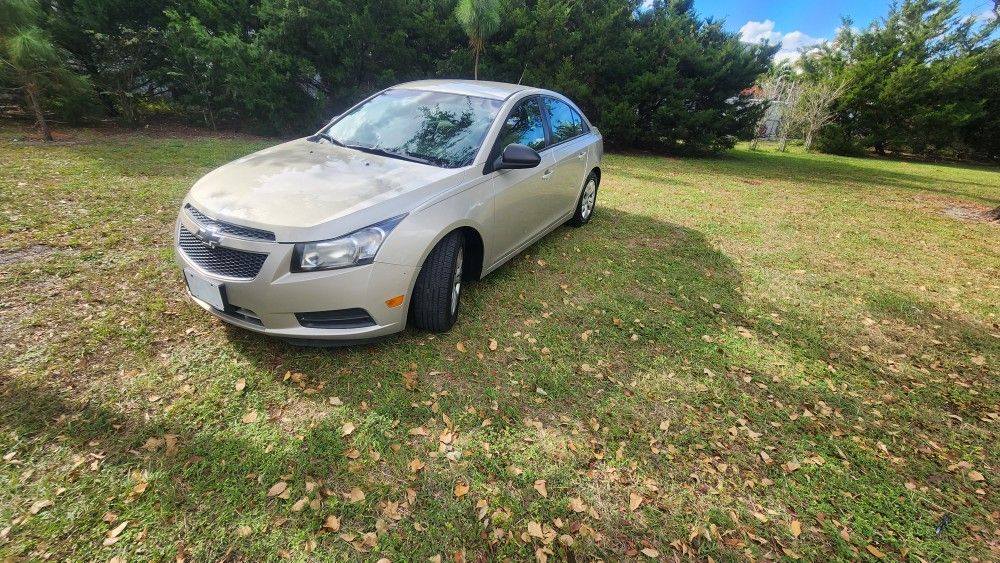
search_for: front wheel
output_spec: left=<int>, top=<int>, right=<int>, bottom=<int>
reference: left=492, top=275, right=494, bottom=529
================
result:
left=410, top=231, right=465, bottom=332
left=568, top=172, right=598, bottom=227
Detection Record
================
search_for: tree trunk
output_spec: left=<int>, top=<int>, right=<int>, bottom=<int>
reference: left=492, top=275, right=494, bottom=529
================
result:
left=474, top=46, right=480, bottom=80
left=804, top=128, right=814, bottom=150
left=25, top=82, right=52, bottom=142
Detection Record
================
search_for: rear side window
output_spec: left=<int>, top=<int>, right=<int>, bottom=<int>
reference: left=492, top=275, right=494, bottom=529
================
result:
left=496, top=98, right=546, bottom=151
left=544, top=98, right=585, bottom=144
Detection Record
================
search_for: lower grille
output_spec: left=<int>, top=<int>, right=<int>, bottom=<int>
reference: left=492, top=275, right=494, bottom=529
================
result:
left=178, top=226, right=268, bottom=280
left=226, top=307, right=264, bottom=326
left=296, top=308, right=376, bottom=329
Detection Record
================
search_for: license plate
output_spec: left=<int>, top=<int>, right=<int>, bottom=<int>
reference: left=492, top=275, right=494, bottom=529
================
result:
left=184, top=269, right=226, bottom=310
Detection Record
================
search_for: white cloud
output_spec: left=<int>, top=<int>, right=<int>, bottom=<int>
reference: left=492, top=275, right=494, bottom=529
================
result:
left=740, top=20, right=825, bottom=62
left=739, top=20, right=782, bottom=44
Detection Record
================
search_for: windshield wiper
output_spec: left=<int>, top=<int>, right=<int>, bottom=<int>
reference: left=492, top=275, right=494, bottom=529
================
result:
left=344, top=144, right=433, bottom=165
left=314, top=132, right=345, bottom=146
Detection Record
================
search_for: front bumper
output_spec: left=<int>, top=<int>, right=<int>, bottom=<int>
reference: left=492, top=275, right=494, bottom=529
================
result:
left=175, top=213, right=417, bottom=341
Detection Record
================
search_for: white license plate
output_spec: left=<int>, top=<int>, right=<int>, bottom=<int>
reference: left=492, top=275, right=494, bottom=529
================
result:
left=184, top=269, right=226, bottom=310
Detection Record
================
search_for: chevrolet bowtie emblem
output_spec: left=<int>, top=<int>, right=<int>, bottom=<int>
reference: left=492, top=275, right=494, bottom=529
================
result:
left=194, top=224, right=223, bottom=248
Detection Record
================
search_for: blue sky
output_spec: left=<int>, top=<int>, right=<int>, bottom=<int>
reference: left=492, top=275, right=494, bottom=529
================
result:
left=687, top=0, right=997, bottom=60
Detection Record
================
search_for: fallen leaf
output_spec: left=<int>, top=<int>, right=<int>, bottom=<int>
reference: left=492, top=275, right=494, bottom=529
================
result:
left=968, top=470, right=985, bottom=482
left=790, top=519, right=802, bottom=538
left=971, top=355, right=985, bottom=366
left=133, top=482, right=148, bottom=495
left=782, top=460, right=802, bottom=473
left=527, top=521, right=544, bottom=538
left=402, top=371, right=418, bottom=390
left=235, top=378, right=246, bottom=392
left=291, top=497, right=309, bottom=512
left=865, top=545, right=886, bottom=559
left=533, top=480, right=548, bottom=498
left=456, top=342, right=467, bottom=353
left=267, top=481, right=288, bottom=497
left=629, top=492, right=643, bottom=511
left=569, top=497, right=587, bottom=513
left=342, top=422, right=356, bottom=436
left=641, top=547, right=659, bottom=558
left=29, top=499, right=53, bottom=514
left=323, top=515, right=341, bottom=531
left=241, top=410, right=258, bottom=424
left=348, top=487, right=366, bottom=503
left=489, top=339, right=498, bottom=351
left=409, top=458, right=425, bottom=473
left=104, top=520, right=129, bottom=546
left=329, top=396, right=343, bottom=406
left=454, top=482, right=470, bottom=498
left=236, top=525, right=252, bottom=537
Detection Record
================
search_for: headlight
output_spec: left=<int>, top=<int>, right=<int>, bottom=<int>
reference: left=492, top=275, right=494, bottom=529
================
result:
left=292, top=215, right=406, bottom=272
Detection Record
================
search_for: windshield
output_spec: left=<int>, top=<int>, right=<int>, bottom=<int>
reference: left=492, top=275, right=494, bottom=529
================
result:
left=321, top=89, right=503, bottom=168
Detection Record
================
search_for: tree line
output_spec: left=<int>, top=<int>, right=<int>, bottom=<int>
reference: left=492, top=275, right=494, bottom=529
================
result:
left=2, top=0, right=996, bottom=161
left=786, top=0, right=999, bottom=161
left=0, top=0, right=774, bottom=153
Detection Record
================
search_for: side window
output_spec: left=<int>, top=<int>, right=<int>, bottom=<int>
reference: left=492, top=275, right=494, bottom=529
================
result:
left=544, top=98, right=584, bottom=144
left=496, top=98, right=546, bottom=151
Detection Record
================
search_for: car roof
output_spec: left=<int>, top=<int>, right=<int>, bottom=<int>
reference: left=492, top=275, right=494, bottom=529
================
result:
left=393, top=80, right=536, bottom=101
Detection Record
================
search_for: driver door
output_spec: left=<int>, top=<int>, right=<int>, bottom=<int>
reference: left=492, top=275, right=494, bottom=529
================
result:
left=489, top=97, right=554, bottom=264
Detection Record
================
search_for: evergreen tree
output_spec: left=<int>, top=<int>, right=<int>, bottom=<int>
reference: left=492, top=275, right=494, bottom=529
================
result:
left=0, top=0, right=90, bottom=140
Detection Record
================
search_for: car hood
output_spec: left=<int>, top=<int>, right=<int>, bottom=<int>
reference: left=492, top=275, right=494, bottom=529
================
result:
left=186, top=138, right=457, bottom=232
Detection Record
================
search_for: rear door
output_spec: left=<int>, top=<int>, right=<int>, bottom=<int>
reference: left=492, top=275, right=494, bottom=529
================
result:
left=489, top=96, right=554, bottom=263
left=542, top=97, right=591, bottom=222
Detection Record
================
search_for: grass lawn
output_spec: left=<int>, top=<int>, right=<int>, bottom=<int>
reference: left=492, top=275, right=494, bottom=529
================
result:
left=1, top=127, right=998, bottom=562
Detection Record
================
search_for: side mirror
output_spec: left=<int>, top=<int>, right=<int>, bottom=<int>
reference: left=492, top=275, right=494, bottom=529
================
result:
left=494, top=144, right=541, bottom=171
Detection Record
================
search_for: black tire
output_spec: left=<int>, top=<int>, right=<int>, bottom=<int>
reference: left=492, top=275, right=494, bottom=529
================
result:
left=410, top=231, right=465, bottom=332
left=568, top=171, right=599, bottom=227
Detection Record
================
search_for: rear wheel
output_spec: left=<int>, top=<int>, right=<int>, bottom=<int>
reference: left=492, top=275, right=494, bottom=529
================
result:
left=568, top=172, right=598, bottom=227
left=411, top=231, right=465, bottom=332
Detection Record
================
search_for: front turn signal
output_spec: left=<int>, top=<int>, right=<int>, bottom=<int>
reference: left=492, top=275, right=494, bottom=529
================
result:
left=385, top=295, right=405, bottom=308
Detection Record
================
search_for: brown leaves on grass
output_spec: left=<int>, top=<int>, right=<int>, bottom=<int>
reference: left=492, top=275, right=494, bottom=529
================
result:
left=103, top=521, right=128, bottom=546
left=533, top=480, right=548, bottom=498
left=241, top=410, right=258, bottom=424
left=347, top=487, right=366, bottom=503
left=266, top=481, right=288, bottom=497
left=322, top=515, right=341, bottom=531
left=29, top=499, right=53, bottom=514
left=402, top=370, right=418, bottom=390
left=341, top=422, right=356, bottom=437
left=453, top=482, right=470, bottom=498
left=629, top=492, right=644, bottom=511
left=865, top=545, right=886, bottom=559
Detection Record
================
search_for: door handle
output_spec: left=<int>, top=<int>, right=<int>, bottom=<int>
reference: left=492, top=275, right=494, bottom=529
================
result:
left=542, top=169, right=554, bottom=179
left=577, top=152, right=586, bottom=160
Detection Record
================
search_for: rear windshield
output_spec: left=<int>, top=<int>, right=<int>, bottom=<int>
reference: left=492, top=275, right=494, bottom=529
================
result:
left=324, top=89, right=503, bottom=168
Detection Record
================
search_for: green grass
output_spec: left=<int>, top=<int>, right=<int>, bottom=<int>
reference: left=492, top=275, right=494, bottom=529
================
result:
left=1, top=127, right=998, bottom=562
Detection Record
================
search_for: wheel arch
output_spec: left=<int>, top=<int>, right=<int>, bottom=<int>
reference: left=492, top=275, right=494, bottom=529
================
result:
left=590, top=166, right=601, bottom=186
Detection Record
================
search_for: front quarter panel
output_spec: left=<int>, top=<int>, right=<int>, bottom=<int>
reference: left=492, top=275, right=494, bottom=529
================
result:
left=375, top=173, right=494, bottom=272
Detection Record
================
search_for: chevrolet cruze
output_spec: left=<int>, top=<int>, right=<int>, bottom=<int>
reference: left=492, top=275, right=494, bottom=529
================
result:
left=176, top=80, right=603, bottom=344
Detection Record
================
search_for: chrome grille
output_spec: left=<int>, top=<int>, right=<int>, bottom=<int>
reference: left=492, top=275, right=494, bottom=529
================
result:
left=178, top=226, right=268, bottom=279
left=185, top=204, right=275, bottom=241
